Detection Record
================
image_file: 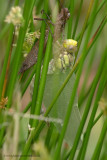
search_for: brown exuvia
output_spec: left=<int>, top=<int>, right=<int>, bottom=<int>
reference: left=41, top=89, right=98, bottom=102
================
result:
left=19, top=8, right=70, bottom=73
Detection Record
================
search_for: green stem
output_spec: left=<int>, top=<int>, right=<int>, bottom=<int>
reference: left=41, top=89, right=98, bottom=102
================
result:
left=45, top=123, right=54, bottom=150
left=0, top=0, right=19, bottom=146
left=20, top=24, right=105, bottom=155
left=75, top=0, right=95, bottom=61
left=92, top=111, right=103, bottom=126
left=76, top=112, right=103, bottom=160
left=33, top=25, right=53, bottom=127
left=79, top=45, right=97, bottom=104
left=30, top=0, right=49, bottom=126
left=22, top=101, right=32, bottom=113
left=21, top=65, right=36, bottom=97
left=69, top=47, right=107, bottom=160
left=19, top=1, right=106, bottom=154
left=19, top=122, right=45, bottom=160
left=67, top=0, right=74, bottom=38
left=0, top=24, right=14, bottom=99
left=77, top=53, right=107, bottom=159
left=19, top=56, right=80, bottom=158
left=91, top=118, right=107, bottom=160
left=76, top=0, right=107, bottom=41
left=79, top=16, right=107, bottom=106
left=54, top=0, right=98, bottom=159
left=7, top=0, right=36, bottom=107
left=72, top=0, right=84, bottom=39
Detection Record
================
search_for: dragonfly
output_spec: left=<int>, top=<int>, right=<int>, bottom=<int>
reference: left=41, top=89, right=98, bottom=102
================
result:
left=19, top=8, right=77, bottom=73
left=29, top=8, right=81, bottom=148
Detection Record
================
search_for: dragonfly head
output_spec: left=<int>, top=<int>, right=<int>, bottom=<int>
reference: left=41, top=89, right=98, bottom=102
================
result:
left=62, top=8, right=70, bottom=21
left=63, top=39, right=77, bottom=54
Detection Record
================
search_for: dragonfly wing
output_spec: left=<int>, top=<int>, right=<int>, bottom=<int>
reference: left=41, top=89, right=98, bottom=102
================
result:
left=43, top=69, right=81, bottom=147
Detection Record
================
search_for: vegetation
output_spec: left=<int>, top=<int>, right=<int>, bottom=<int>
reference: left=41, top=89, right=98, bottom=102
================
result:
left=0, top=0, right=107, bottom=159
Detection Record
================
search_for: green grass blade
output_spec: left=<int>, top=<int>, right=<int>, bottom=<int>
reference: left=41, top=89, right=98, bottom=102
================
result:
left=32, top=25, right=53, bottom=127
left=77, top=52, right=107, bottom=159
left=75, top=0, right=95, bottom=61
left=79, top=45, right=97, bottom=98
left=72, top=0, right=84, bottom=39
left=7, top=0, right=36, bottom=108
left=67, top=0, right=74, bottom=38
left=29, top=0, right=49, bottom=126
left=22, top=101, right=32, bottom=113
left=0, top=0, right=19, bottom=100
left=91, top=118, right=107, bottom=160
left=21, top=65, right=36, bottom=97
left=79, top=16, right=107, bottom=106
left=69, top=47, right=107, bottom=159
left=92, top=111, right=103, bottom=127
left=45, top=123, right=54, bottom=149
left=0, top=24, right=14, bottom=99
left=76, top=0, right=107, bottom=41
left=54, top=0, right=99, bottom=159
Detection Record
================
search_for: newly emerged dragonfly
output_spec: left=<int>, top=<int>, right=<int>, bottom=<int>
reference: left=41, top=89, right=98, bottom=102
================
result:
left=19, top=8, right=71, bottom=73
left=29, top=8, right=81, bottom=147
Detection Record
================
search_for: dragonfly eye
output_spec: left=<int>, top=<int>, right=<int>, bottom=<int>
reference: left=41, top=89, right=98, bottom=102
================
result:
left=63, top=39, right=77, bottom=54
left=68, top=46, right=77, bottom=54
left=63, top=8, right=70, bottom=20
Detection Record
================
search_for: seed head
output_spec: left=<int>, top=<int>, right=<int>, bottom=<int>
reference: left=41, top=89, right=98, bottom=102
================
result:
left=5, top=6, right=24, bottom=27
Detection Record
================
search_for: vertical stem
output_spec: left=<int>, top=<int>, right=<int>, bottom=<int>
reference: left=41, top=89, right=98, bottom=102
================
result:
left=67, top=0, right=74, bottom=39
left=72, top=0, right=84, bottom=39
left=77, top=54, right=107, bottom=159
left=91, top=118, right=107, bottom=160
left=7, top=0, right=36, bottom=108
left=0, top=0, right=19, bottom=100
left=54, top=0, right=98, bottom=159
left=75, top=0, right=95, bottom=61
left=29, top=0, right=49, bottom=126
left=69, top=46, right=106, bottom=160
left=33, top=27, right=53, bottom=127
